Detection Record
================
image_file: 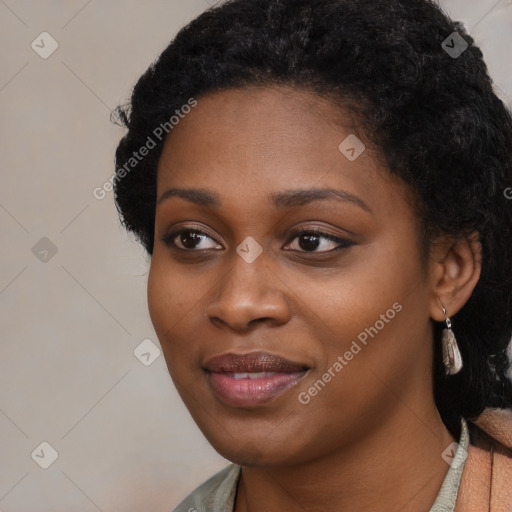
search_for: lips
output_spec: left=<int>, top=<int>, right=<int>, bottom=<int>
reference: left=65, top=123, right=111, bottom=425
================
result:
left=203, top=351, right=309, bottom=408
left=204, top=351, right=308, bottom=374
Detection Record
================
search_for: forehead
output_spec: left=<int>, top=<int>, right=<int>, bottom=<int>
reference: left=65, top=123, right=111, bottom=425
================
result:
left=155, top=86, right=412, bottom=217
left=159, top=86, right=359, bottom=160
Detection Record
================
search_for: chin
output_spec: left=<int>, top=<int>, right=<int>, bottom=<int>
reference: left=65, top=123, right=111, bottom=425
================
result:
left=207, top=431, right=312, bottom=468
left=225, top=442, right=267, bottom=467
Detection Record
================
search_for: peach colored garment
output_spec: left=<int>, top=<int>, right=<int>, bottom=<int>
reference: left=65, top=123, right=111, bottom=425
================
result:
left=455, top=409, right=512, bottom=511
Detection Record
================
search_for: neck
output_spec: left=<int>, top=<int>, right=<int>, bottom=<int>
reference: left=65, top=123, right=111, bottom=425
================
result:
left=234, top=404, right=457, bottom=512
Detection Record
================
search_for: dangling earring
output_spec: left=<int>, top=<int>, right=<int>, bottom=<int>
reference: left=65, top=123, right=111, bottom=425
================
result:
left=441, top=306, right=463, bottom=375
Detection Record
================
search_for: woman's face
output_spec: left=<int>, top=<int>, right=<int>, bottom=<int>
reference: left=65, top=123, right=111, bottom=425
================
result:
left=148, top=86, right=438, bottom=466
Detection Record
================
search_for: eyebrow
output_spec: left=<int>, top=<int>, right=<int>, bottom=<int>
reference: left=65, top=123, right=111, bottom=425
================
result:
left=157, top=187, right=371, bottom=213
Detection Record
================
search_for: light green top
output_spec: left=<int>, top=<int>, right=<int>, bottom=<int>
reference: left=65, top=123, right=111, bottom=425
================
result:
left=173, top=418, right=469, bottom=512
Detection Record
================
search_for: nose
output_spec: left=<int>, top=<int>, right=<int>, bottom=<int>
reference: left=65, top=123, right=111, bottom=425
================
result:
left=204, top=247, right=292, bottom=332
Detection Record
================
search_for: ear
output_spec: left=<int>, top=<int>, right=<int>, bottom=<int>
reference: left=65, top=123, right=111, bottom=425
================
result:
left=428, top=232, right=482, bottom=322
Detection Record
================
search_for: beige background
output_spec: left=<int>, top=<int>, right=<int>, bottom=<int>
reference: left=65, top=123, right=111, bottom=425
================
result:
left=1, top=1, right=511, bottom=510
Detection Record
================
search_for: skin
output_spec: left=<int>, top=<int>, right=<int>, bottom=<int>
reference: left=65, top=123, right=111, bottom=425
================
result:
left=147, top=86, right=481, bottom=512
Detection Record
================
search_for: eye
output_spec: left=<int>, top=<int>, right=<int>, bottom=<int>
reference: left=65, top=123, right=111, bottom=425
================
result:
left=161, top=227, right=354, bottom=253
left=284, top=229, right=354, bottom=253
left=162, top=227, right=222, bottom=251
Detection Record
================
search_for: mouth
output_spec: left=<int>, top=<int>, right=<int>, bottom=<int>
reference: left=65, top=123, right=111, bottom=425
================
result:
left=203, top=351, right=310, bottom=408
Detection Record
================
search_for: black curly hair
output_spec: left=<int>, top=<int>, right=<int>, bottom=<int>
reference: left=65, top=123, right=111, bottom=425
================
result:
left=113, top=0, right=512, bottom=431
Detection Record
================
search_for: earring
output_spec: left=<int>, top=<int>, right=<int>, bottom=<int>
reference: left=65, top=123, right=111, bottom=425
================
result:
left=441, top=306, right=463, bottom=375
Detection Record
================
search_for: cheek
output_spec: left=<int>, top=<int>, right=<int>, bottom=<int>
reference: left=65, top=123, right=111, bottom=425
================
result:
left=147, top=257, right=197, bottom=354
left=322, top=246, right=411, bottom=331
left=147, top=259, right=171, bottom=335
left=313, top=236, right=426, bottom=375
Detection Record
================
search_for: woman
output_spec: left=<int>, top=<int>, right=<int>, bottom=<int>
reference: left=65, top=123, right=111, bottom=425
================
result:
left=113, top=0, right=512, bottom=510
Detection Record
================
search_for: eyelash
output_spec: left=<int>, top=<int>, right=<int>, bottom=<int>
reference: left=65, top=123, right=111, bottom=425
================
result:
left=161, top=227, right=354, bottom=254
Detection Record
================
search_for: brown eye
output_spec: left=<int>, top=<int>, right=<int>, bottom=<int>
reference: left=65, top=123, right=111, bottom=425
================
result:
left=162, top=228, right=222, bottom=250
left=285, top=229, right=354, bottom=253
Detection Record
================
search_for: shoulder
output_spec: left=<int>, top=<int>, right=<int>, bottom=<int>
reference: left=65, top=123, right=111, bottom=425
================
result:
left=171, top=464, right=241, bottom=512
left=455, top=409, right=512, bottom=511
